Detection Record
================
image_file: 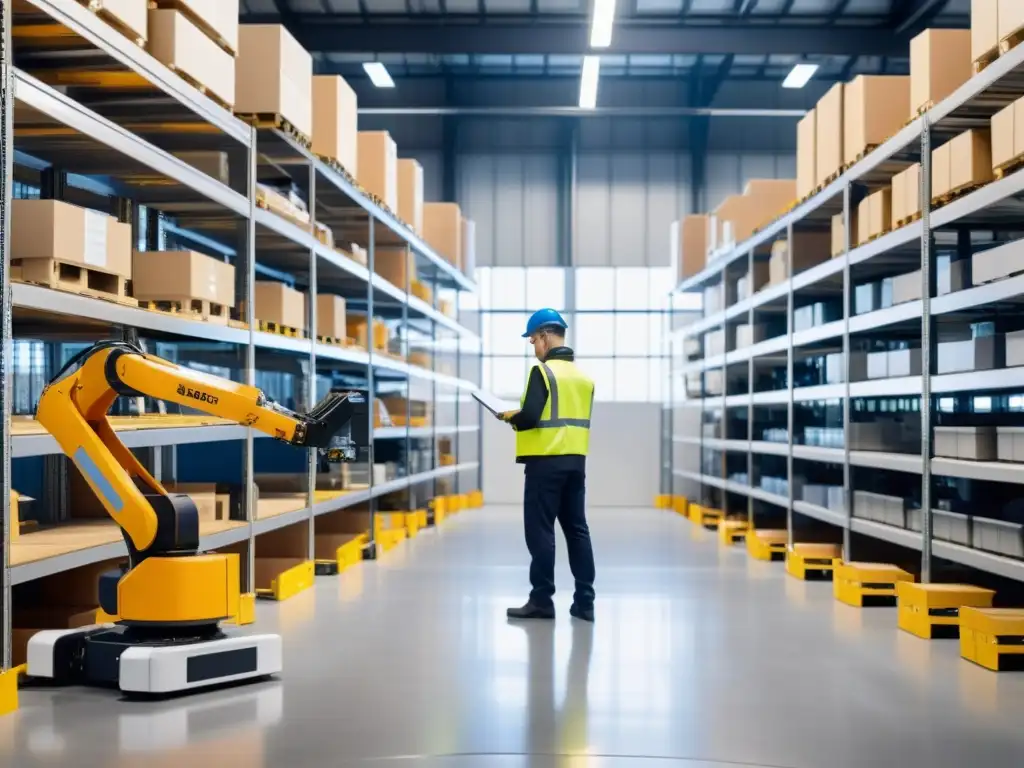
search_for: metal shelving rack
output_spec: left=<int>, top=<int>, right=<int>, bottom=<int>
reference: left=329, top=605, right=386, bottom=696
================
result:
left=0, top=0, right=483, bottom=670
left=666, top=41, right=1024, bottom=586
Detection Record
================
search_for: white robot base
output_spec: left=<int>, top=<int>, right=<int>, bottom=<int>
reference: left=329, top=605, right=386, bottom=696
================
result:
left=27, top=625, right=282, bottom=695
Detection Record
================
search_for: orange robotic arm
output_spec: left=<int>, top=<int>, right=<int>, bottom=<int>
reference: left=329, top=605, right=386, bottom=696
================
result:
left=36, top=341, right=366, bottom=559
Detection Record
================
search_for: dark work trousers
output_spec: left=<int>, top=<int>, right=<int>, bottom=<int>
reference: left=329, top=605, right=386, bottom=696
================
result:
left=523, top=460, right=596, bottom=611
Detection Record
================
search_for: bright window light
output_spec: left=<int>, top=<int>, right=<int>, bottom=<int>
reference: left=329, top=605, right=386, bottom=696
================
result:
left=590, top=0, right=616, bottom=48
left=363, top=62, right=395, bottom=88
left=782, top=63, right=818, bottom=89
left=579, top=55, right=601, bottom=109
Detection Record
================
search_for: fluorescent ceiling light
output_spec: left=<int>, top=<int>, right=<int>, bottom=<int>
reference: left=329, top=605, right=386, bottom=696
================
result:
left=579, top=55, right=600, bottom=109
left=590, top=0, right=616, bottom=48
left=782, top=63, right=818, bottom=89
left=363, top=62, right=395, bottom=88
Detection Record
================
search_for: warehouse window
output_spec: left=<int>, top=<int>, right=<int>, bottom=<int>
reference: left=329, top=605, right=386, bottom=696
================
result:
left=476, top=266, right=673, bottom=402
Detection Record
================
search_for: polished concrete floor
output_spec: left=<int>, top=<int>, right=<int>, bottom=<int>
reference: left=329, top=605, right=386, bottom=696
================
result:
left=5, top=506, right=1024, bottom=768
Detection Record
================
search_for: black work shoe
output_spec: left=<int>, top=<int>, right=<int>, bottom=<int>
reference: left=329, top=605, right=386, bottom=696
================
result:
left=507, top=602, right=555, bottom=620
left=569, top=604, right=595, bottom=623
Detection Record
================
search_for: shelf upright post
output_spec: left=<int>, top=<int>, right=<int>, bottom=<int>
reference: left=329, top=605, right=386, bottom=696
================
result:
left=239, top=126, right=258, bottom=593
left=920, top=118, right=934, bottom=583
left=747, top=249, right=755, bottom=526
left=431, top=273, right=438, bottom=503
left=366, top=215, right=377, bottom=559
left=1, top=0, right=12, bottom=671
left=842, top=182, right=853, bottom=559
left=785, top=223, right=795, bottom=549
left=402, top=247, right=411, bottom=513
left=719, top=274, right=727, bottom=515
left=306, top=162, right=317, bottom=561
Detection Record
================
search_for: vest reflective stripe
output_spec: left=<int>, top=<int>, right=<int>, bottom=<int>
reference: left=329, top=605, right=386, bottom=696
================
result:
left=516, top=359, right=594, bottom=458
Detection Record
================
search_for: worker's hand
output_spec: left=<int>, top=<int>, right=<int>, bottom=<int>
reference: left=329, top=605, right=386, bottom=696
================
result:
left=498, top=409, right=520, bottom=422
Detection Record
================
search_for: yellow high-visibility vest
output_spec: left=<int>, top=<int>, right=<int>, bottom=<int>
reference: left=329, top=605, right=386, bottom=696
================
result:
left=515, top=359, right=594, bottom=458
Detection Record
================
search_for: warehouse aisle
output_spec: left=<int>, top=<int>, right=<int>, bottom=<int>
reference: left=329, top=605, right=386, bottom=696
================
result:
left=7, top=506, right=1024, bottom=768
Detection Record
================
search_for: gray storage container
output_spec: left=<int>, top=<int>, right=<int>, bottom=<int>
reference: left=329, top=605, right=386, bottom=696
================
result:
left=892, top=269, right=922, bottom=304
left=972, top=238, right=1024, bottom=285
left=907, top=507, right=922, bottom=532
left=933, top=427, right=959, bottom=459
left=974, top=517, right=1024, bottom=558
left=937, top=336, right=1002, bottom=375
left=887, top=348, right=922, bottom=377
left=1005, top=329, right=1024, bottom=368
left=933, top=509, right=971, bottom=545
left=997, top=426, right=1024, bottom=462
left=957, top=426, right=997, bottom=461
left=866, top=351, right=888, bottom=379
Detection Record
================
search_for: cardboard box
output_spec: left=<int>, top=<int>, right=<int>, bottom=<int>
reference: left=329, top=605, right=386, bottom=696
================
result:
left=168, top=0, right=238, bottom=53
left=973, top=0, right=1000, bottom=62
left=317, top=293, right=346, bottom=339
left=831, top=212, right=855, bottom=257
left=909, top=28, right=972, bottom=117
left=735, top=324, right=766, bottom=348
left=236, top=25, right=313, bottom=139
left=769, top=250, right=787, bottom=286
left=843, top=76, right=910, bottom=166
left=744, top=179, right=797, bottom=209
left=992, top=100, right=1016, bottom=170
left=671, top=215, right=708, bottom=281
left=12, top=199, right=132, bottom=278
left=94, top=0, right=148, bottom=42
left=13, top=608, right=99, bottom=667
left=462, top=217, right=477, bottom=276
left=398, top=159, right=424, bottom=233
left=255, top=281, right=306, bottom=330
left=357, top=131, right=398, bottom=212
left=374, top=247, right=417, bottom=290
left=347, top=316, right=369, bottom=348
left=312, top=75, right=358, bottom=175
left=892, top=163, right=921, bottom=225
left=797, top=109, right=817, bottom=199
left=423, top=203, right=462, bottom=267
left=999, top=0, right=1024, bottom=44
left=133, top=250, right=236, bottom=308
left=816, top=83, right=845, bottom=186
left=772, top=230, right=831, bottom=277
left=868, top=186, right=892, bottom=240
left=949, top=128, right=993, bottom=193
left=148, top=9, right=235, bottom=108
left=932, top=140, right=952, bottom=199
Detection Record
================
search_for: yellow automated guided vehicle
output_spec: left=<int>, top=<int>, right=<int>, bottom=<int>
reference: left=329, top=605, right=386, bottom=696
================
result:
left=26, top=341, right=367, bottom=695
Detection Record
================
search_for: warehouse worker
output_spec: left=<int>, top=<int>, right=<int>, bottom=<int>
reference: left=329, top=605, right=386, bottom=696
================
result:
left=499, top=309, right=596, bottom=623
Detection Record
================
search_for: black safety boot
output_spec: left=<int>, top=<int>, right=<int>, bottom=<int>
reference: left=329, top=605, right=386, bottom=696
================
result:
left=569, top=604, right=595, bottom=623
left=507, top=602, right=555, bottom=620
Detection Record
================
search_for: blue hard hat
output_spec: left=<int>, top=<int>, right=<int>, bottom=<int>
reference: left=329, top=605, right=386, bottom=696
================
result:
left=523, top=308, right=568, bottom=338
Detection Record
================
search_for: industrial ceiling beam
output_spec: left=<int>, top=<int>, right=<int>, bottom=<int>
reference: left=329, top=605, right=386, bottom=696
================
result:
left=242, top=18, right=909, bottom=56
left=892, top=0, right=952, bottom=36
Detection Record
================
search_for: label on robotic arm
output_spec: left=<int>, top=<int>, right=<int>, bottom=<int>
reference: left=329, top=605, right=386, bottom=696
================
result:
left=177, top=384, right=220, bottom=406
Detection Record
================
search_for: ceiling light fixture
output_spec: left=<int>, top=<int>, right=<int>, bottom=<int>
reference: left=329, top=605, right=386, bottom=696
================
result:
left=363, top=62, right=395, bottom=88
left=782, top=63, right=818, bottom=89
left=579, top=55, right=601, bottom=109
left=590, top=0, right=617, bottom=48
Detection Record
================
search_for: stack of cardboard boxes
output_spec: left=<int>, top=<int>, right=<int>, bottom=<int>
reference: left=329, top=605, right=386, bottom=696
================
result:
left=972, top=1, right=1024, bottom=68
left=148, top=1, right=239, bottom=109
left=235, top=24, right=313, bottom=141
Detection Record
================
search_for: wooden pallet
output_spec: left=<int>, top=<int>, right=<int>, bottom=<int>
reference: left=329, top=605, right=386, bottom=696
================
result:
left=974, top=45, right=1001, bottom=74
left=994, top=153, right=1024, bottom=180
left=228, top=319, right=250, bottom=331
left=139, top=298, right=229, bottom=325
left=848, top=144, right=880, bottom=166
left=317, top=335, right=346, bottom=347
left=257, top=320, right=305, bottom=338
left=76, top=0, right=145, bottom=47
left=317, top=155, right=357, bottom=185
left=862, top=228, right=892, bottom=244
left=916, top=100, right=934, bottom=117
left=894, top=211, right=922, bottom=229
left=931, top=181, right=982, bottom=209
left=1000, top=26, right=1024, bottom=55
left=237, top=113, right=312, bottom=150
left=167, top=64, right=232, bottom=111
left=148, top=0, right=236, bottom=56
left=12, top=258, right=134, bottom=306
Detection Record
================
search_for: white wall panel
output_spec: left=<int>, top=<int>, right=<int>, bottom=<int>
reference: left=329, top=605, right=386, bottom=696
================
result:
left=409, top=150, right=443, bottom=202
left=609, top=154, right=647, bottom=267
left=457, top=153, right=559, bottom=267
left=575, top=153, right=611, bottom=266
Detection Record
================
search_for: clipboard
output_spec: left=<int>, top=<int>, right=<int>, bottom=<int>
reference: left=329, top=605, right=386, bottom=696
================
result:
left=472, top=390, right=517, bottom=418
